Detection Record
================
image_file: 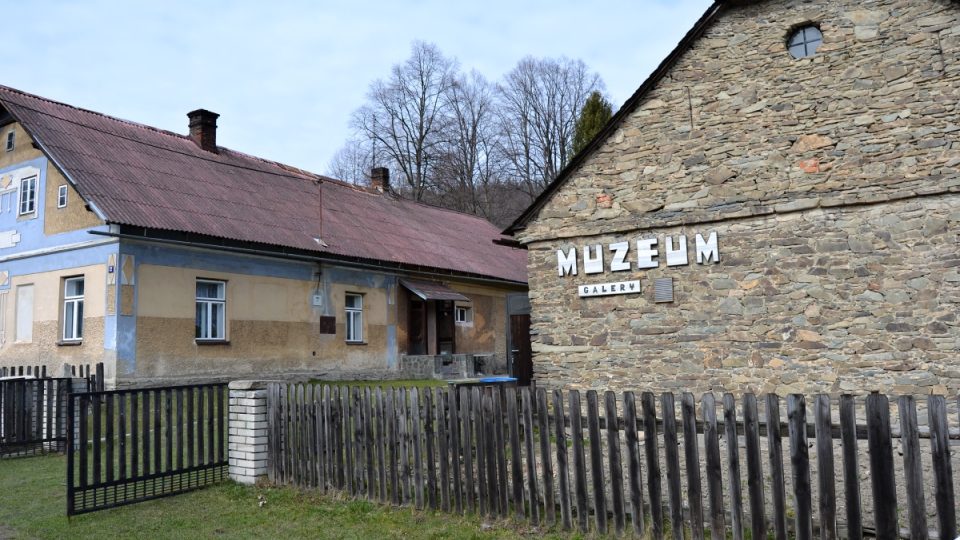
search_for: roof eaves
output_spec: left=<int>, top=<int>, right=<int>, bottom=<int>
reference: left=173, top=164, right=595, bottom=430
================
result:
left=503, top=0, right=726, bottom=235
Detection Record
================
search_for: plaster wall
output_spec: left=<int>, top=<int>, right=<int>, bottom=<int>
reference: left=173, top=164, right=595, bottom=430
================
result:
left=0, top=121, right=102, bottom=236
left=0, top=123, right=41, bottom=169
left=131, top=262, right=394, bottom=383
left=0, top=264, right=114, bottom=372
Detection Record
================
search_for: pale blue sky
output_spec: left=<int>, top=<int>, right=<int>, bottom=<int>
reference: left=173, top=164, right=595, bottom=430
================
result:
left=5, top=1, right=712, bottom=174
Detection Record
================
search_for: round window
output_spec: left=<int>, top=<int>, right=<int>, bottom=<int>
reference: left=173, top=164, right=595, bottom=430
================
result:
left=788, top=25, right=823, bottom=59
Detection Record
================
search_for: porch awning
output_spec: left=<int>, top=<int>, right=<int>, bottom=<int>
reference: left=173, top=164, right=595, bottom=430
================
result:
left=400, top=279, right=470, bottom=301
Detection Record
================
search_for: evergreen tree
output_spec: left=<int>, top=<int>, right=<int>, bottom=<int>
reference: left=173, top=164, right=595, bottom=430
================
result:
left=571, top=91, right=613, bottom=156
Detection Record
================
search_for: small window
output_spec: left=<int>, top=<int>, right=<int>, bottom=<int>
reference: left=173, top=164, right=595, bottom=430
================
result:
left=455, top=305, right=472, bottom=324
left=345, top=293, right=363, bottom=343
left=5, top=131, right=13, bottom=152
left=62, top=277, right=84, bottom=341
left=57, top=185, right=68, bottom=208
left=196, top=280, right=226, bottom=340
left=788, top=25, right=823, bottom=59
left=18, top=176, right=37, bottom=215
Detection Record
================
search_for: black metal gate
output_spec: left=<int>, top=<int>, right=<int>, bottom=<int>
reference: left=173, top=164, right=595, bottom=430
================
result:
left=0, top=377, right=71, bottom=458
left=66, top=383, right=228, bottom=516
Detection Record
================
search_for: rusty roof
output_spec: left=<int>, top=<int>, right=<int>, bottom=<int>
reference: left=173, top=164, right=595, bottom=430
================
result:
left=0, top=85, right=527, bottom=284
left=399, top=279, right=471, bottom=302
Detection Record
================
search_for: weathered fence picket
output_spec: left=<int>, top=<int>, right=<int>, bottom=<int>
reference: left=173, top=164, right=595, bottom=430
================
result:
left=661, top=392, right=682, bottom=540
left=928, top=395, right=956, bottom=540
left=623, top=391, right=644, bottom=536
left=766, top=394, right=788, bottom=540
left=839, top=394, right=862, bottom=540
left=742, top=393, right=764, bottom=540
left=642, top=392, right=663, bottom=540
left=267, top=384, right=960, bottom=539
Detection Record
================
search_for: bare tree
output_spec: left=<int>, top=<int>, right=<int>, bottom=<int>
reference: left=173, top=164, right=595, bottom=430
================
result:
left=496, top=56, right=603, bottom=198
left=429, top=70, right=503, bottom=218
left=328, top=138, right=375, bottom=186
left=333, top=42, right=606, bottom=228
left=351, top=41, right=457, bottom=201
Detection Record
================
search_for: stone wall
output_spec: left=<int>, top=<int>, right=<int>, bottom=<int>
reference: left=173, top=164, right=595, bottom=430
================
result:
left=526, top=196, right=960, bottom=396
left=516, top=0, right=960, bottom=397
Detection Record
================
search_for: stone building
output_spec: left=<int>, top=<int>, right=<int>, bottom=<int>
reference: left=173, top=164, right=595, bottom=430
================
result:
left=0, top=85, right=529, bottom=386
left=507, top=0, right=960, bottom=396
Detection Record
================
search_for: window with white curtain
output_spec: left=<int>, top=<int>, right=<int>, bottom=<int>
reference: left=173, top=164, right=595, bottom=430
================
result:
left=196, top=280, right=225, bottom=340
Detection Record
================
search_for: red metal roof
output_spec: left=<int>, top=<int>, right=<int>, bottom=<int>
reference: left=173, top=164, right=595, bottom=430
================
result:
left=0, top=85, right=527, bottom=284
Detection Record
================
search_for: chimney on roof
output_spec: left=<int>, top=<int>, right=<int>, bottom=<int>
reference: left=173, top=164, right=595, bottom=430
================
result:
left=187, top=109, right=219, bottom=153
left=370, top=167, right=390, bottom=193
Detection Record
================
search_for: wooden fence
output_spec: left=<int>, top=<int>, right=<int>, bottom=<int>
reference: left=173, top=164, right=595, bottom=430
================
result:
left=268, top=383, right=960, bottom=540
left=66, top=383, right=228, bottom=516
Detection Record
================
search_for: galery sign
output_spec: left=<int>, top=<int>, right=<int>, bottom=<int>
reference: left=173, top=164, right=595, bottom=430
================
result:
left=557, top=232, right=720, bottom=298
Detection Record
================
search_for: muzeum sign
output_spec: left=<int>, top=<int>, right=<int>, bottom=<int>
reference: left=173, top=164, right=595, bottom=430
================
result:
left=557, top=232, right=720, bottom=298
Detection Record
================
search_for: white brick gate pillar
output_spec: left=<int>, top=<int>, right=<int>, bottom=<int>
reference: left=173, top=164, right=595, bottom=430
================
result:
left=228, top=380, right=269, bottom=485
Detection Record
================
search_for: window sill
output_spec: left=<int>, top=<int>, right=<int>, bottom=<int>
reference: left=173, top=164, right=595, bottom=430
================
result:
left=196, top=339, right=230, bottom=346
left=346, top=341, right=367, bottom=346
left=57, top=340, right=83, bottom=347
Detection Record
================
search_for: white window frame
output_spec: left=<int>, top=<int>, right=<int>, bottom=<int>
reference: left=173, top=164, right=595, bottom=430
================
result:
left=19, top=176, right=37, bottom=215
left=57, top=185, right=68, bottom=208
left=345, top=293, right=363, bottom=343
left=455, top=305, right=472, bottom=325
left=62, top=276, right=84, bottom=342
left=195, top=279, right=226, bottom=341
left=5, top=130, right=13, bottom=151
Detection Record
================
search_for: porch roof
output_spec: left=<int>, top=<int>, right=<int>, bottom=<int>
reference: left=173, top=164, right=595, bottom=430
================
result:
left=400, top=279, right=470, bottom=302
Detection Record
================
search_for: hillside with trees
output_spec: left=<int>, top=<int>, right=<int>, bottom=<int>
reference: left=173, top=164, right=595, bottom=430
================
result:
left=327, top=41, right=612, bottom=228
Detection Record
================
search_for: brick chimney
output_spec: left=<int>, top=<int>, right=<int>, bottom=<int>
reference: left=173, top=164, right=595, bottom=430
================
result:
left=187, top=109, right=220, bottom=153
left=370, top=167, right=390, bottom=193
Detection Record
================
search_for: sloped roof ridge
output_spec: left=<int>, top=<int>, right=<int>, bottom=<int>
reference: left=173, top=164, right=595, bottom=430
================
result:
left=1, top=92, right=322, bottom=185
left=0, top=83, right=189, bottom=141
left=313, top=171, right=511, bottom=228
left=1, top=84, right=507, bottom=228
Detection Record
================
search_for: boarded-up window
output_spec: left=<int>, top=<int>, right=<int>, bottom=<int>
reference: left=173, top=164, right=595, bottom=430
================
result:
left=15, top=284, right=33, bottom=342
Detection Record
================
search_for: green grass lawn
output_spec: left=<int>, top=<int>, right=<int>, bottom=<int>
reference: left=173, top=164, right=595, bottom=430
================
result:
left=0, top=454, right=578, bottom=539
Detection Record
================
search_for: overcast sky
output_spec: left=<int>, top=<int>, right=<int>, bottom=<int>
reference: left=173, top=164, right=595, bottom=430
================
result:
left=6, top=1, right=712, bottom=175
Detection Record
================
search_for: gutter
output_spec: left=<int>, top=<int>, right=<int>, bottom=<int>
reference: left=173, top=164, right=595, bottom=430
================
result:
left=88, top=230, right=528, bottom=289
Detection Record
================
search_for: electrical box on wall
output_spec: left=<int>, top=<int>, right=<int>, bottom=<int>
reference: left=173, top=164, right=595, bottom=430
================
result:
left=312, top=294, right=323, bottom=307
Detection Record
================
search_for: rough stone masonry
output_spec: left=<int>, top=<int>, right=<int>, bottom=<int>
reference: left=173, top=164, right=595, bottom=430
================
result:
left=514, top=0, right=960, bottom=396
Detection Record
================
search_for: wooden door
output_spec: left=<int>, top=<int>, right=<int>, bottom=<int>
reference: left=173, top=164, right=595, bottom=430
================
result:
left=436, top=300, right=455, bottom=354
left=408, top=299, right=426, bottom=355
left=510, top=314, right=533, bottom=386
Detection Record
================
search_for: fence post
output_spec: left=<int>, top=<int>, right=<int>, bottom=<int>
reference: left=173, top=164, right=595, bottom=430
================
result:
left=228, top=380, right=269, bottom=485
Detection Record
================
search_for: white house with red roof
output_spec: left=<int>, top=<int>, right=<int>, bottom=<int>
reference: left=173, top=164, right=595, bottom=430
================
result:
left=0, top=85, right=529, bottom=387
